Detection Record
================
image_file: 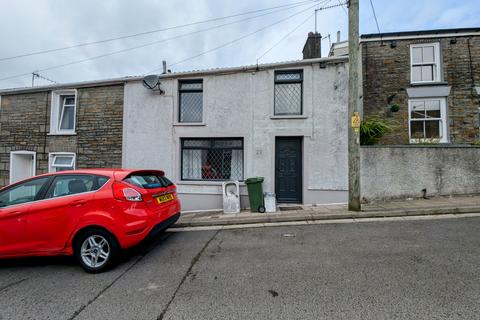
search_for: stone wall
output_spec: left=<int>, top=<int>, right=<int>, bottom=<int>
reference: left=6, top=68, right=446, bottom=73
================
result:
left=0, top=84, right=124, bottom=187
left=362, top=36, right=480, bottom=144
left=76, top=85, right=124, bottom=168
left=361, top=145, right=480, bottom=201
left=0, top=92, right=50, bottom=186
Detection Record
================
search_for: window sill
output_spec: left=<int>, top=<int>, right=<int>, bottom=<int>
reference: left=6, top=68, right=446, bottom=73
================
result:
left=173, top=123, right=206, bottom=126
left=409, top=139, right=448, bottom=144
left=410, top=81, right=448, bottom=86
left=47, top=132, right=77, bottom=136
left=270, top=115, right=308, bottom=120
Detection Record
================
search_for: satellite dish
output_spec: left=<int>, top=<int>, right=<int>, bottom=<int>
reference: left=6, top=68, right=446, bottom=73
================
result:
left=142, top=75, right=164, bottom=94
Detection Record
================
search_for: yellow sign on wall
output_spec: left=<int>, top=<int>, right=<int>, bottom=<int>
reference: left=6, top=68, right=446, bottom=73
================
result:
left=351, top=112, right=361, bottom=129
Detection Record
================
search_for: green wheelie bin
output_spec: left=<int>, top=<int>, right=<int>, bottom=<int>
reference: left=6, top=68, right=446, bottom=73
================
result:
left=245, top=177, right=265, bottom=213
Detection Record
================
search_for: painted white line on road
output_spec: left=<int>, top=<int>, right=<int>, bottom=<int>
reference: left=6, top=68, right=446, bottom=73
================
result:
left=168, top=212, right=480, bottom=232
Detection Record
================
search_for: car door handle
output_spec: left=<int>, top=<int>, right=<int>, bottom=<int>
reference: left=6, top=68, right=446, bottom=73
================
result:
left=70, top=200, right=87, bottom=207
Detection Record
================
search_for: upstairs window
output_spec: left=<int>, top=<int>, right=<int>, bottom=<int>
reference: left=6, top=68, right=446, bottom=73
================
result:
left=274, top=70, right=303, bottom=115
left=50, top=90, right=76, bottom=134
left=410, top=43, right=441, bottom=83
left=409, top=98, right=448, bottom=143
left=49, top=153, right=75, bottom=172
left=59, top=96, right=75, bottom=130
left=179, top=80, right=203, bottom=123
left=181, top=138, right=243, bottom=181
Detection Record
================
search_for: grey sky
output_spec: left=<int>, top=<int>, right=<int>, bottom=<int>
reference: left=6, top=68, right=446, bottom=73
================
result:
left=0, top=0, right=478, bottom=89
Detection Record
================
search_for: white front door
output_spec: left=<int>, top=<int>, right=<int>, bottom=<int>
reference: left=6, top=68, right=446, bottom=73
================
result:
left=10, top=151, right=36, bottom=184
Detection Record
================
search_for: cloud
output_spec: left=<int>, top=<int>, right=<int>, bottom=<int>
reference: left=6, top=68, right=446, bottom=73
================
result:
left=0, top=0, right=478, bottom=89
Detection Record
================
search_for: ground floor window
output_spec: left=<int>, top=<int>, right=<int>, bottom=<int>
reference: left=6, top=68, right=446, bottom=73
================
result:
left=409, top=98, right=448, bottom=143
left=181, top=138, right=243, bottom=181
left=48, top=153, right=76, bottom=172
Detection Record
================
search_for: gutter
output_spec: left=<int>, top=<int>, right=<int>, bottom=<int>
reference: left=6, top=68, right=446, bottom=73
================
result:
left=0, top=79, right=128, bottom=95
left=361, top=31, right=480, bottom=43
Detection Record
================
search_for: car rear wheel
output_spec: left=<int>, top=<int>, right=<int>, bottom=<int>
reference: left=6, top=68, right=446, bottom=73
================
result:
left=74, top=228, right=119, bottom=273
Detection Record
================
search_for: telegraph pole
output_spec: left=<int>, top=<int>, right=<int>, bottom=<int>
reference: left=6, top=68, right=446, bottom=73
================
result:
left=348, top=0, right=361, bottom=211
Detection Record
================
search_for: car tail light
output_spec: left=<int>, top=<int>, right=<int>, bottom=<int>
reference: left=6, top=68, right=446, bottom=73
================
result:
left=112, top=182, right=143, bottom=202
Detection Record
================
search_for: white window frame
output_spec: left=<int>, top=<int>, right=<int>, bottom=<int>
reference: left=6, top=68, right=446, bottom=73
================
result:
left=408, top=98, right=448, bottom=144
left=410, top=42, right=442, bottom=84
left=50, top=89, right=77, bottom=135
left=48, top=152, right=76, bottom=173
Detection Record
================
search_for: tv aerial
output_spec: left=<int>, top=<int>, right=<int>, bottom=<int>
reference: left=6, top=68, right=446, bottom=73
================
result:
left=142, top=74, right=165, bottom=95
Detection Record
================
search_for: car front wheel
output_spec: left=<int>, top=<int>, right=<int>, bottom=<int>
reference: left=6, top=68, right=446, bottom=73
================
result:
left=74, top=228, right=119, bottom=273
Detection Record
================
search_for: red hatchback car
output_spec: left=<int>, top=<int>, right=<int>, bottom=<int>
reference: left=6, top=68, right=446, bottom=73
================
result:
left=0, top=169, right=180, bottom=272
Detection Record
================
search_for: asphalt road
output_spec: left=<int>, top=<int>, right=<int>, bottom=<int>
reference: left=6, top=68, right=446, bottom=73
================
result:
left=1, top=216, right=479, bottom=320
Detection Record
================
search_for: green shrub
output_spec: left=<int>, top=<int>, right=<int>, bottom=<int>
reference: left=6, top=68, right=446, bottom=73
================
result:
left=360, top=117, right=394, bottom=145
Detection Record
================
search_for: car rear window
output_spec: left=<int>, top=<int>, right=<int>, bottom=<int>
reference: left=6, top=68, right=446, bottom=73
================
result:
left=124, top=173, right=173, bottom=189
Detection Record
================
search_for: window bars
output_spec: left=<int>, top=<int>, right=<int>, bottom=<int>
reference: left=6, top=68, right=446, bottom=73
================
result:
left=179, top=80, right=203, bottom=123
left=274, top=70, right=303, bottom=115
left=181, top=138, right=243, bottom=181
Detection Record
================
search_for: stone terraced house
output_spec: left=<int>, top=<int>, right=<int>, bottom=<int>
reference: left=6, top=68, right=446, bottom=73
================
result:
left=360, top=27, right=480, bottom=144
left=0, top=81, right=124, bottom=187
left=333, top=27, right=480, bottom=202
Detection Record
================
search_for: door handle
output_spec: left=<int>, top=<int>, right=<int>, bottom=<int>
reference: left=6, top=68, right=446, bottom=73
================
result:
left=70, top=200, right=87, bottom=207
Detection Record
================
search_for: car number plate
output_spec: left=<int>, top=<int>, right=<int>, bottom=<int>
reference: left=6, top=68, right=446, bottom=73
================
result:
left=156, top=193, right=174, bottom=204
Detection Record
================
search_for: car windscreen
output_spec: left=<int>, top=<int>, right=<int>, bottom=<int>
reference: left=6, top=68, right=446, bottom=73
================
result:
left=123, top=173, right=173, bottom=189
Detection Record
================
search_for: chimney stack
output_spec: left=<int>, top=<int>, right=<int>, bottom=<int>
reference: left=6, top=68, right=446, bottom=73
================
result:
left=337, top=31, right=341, bottom=42
left=162, top=60, right=167, bottom=74
left=302, top=32, right=322, bottom=59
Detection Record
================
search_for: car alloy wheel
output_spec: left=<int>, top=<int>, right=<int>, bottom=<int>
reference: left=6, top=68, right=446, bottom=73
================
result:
left=80, top=235, right=110, bottom=269
left=74, top=228, right=119, bottom=273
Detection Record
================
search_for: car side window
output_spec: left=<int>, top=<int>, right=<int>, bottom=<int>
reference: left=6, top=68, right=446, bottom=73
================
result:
left=0, top=177, right=50, bottom=208
left=97, top=176, right=109, bottom=188
left=45, top=175, right=98, bottom=199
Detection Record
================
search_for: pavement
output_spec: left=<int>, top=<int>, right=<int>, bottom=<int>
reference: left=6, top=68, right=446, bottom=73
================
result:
left=177, top=195, right=480, bottom=227
left=0, top=215, right=479, bottom=320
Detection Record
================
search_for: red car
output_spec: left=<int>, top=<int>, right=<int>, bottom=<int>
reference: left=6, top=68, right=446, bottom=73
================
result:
left=0, top=169, right=180, bottom=272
